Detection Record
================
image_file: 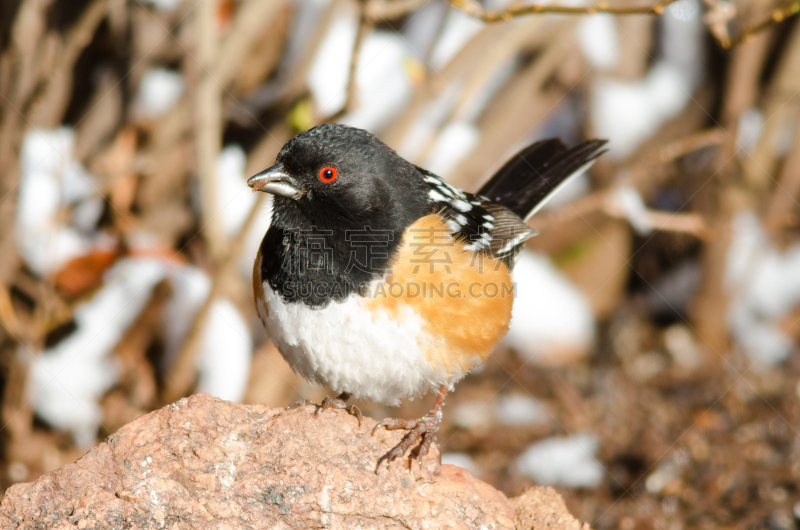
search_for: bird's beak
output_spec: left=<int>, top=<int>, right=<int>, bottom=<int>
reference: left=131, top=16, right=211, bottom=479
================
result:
left=247, top=162, right=305, bottom=200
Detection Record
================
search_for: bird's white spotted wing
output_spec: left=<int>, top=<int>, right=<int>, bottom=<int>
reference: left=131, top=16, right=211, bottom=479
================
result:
left=417, top=167, right=534, bottom=262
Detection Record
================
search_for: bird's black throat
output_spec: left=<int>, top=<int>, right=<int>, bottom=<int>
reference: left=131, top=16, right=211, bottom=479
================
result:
left=259, top=194, right=423, bottom=308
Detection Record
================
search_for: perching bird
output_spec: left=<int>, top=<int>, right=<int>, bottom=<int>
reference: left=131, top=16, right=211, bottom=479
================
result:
left=249, top=124, right=606, bottom=469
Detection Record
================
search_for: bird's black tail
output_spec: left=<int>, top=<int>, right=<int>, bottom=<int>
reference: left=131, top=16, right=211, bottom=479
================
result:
left=478, top=139, right=608, bottom=221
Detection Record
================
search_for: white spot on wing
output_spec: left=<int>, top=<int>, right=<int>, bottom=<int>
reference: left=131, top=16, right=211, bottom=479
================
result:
left=450, top=199, right=472, bottom=212
left=498, top=232, right=530, bottom=255
left=428, top=189, right=448, bottom=202
left=445, top=219, right=461, bottom=233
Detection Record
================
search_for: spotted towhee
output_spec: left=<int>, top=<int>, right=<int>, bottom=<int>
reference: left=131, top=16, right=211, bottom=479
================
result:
left=248, top=124, right=606, bottom=469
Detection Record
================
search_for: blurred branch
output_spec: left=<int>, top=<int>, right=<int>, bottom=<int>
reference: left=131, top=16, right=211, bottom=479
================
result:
left=710, top=1, right=800, bottom=49
left=329, top=1, right=373, bottom=121
left=449, top=15, right=550, bottom=122
left=767, top=119, right=800, bottom=221
left=364, top=0, right=430, bottom=21
left=213, top=0, right=284, bottom=87
left=161, top=122, right=291, bottom=405
left=193, top=0, right=226, bottom=267
left=0, top=284, right=22, bottom=339
left=742, top=21, right=800, bottom=192
left=1, top=349, right=32, bottom=445
left=113, top=280, right=171, bottom=413
left=450, top=0, right=681, bottom=19
left=328, top=0, right=430, bottom=121
left=28, top=0, right=109, bottom=127
left=652, top=128, right=728, bottom=167
left=5, top=0, right=48, bottom=113
left=449, top=21, right=578, bottom=187
left=161, top=193, right=267, bottom=405
left=716, top=27, right=772, bottom=163
left=382, top=17, right=513, bottom=147
left=0, top=0, right=109, bottom=288
left=250, top=1, right=338, bottom=115
left=533, top=129, right=727, bottom=233
left=603, top=205, right=714, bottom=239
left=452, top=0, right=798, bottom=50
left=194, top=0, right=283, bottom=265
left=779, top=303, right=800, bottom=340
left=348, top=3, right=372, bottom=113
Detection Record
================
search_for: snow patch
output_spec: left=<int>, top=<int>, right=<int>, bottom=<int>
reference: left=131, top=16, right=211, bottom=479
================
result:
left=505, top=251, right=595, bottom=365
left=516, top=433, right=604, bottom=488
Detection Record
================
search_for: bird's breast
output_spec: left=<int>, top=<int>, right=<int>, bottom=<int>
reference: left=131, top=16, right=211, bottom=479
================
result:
left=252, top=214, right=514, bottom=404
left=363, top=214, right=514, bottom=374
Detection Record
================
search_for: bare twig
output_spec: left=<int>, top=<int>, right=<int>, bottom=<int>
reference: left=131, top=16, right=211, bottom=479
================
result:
left=685, top=20, right=775, bottom=367
left=742, top=22, right=800, bottom=193
left=449, top=22, right=577, bottom=187
left=212, top=0, right=284, bottom=88
left=450, top=0, right=681, bottom=19
left=263, top=1, right=339, bottom=112
left=533, top=129, right=726, bottom=232
left=452, top=0, right=798, bottom=50
left=6, top=0, right=49, bottom=112
left=603, top=205, right=714, bottom=239
left=0, top=0, right=108, bottom=288
left=382, top=16, right=518, bottom=148
left=364, top=0, right=429, bottom=21
left=161, top=122, right=291, bottom=404
left=193, top=0, right=226, bottom=266
left=348, top=6, right=372, bottom=113
left=114, top=280, right=171, bottom=411
left=703, top=0, right=738, bottom=46
left=767, top=119, right=800, bottom=221
left=193, top=0, right=284, bottom=265
left=719, top=1, right=800, bottom=49
left=329, top=0, right=373, bottom=121
left=0, top=284, right=22, bottom=339
left=449, top=15, right=550, bottom=122
left=28, top=0, right=110, bottom=127
left=651, top=128, right=727, bottom=168
left=161, top=192, right=269, bottom=405
left=1, top=348, right=32, bottom=444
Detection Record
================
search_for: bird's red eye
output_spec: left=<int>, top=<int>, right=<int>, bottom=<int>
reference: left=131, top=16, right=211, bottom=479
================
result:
left=319, top=166, right=338, bottom=183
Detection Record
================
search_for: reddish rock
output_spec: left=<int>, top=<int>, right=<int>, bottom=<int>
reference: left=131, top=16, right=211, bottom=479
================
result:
left=513, top=486, right=591, bottom=530
left=0, top=394, right=590, bottom=529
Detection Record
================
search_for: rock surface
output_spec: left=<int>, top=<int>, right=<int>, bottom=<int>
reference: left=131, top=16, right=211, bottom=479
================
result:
left=0, top=394, right=590, bottom=529
left=513, top=487, right=591, bottom=530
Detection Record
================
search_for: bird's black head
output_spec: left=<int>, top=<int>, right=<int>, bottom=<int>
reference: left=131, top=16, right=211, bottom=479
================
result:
left=249, top=124, right=428, bottom=233
left=250, top=124, right=431, bottom=306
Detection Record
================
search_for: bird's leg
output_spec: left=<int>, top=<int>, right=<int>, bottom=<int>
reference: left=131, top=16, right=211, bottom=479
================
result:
left=287, top=392, right=362, bottom=426
left=372, top=385, right=448, bottom=471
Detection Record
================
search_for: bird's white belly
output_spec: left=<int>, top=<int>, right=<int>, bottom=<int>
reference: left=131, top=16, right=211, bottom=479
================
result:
left=256, top=281, right=451, bottom=405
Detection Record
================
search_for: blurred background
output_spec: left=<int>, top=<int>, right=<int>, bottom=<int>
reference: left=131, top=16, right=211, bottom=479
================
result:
left=1, top=0, right=799, bottom=527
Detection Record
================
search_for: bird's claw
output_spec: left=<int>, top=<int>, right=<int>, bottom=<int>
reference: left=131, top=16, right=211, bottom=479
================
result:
left=287, top=398, right=315, bottom=410
left=373, top=413, right=440, bottom=473
left=287, top=394, right=362, bottom=427
left=371, top=417, right=416, bottom=436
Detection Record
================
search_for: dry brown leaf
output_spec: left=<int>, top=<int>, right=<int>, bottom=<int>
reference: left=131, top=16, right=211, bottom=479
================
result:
left=53, top=249, right=120, bottom=298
